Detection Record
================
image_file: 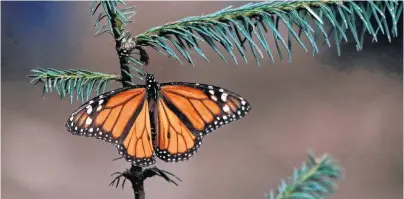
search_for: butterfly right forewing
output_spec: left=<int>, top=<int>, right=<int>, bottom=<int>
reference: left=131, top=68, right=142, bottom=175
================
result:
left=151, top=82, right=251, bottom=164
left=159, top=82, right=251, bottom=136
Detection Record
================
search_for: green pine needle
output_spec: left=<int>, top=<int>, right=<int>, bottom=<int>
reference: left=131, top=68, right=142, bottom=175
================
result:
left=90, top=0, right=135, bottom=40
left=266, top=152, right=343, bottom=199
left=29, top=68, right=120, bottom=103
left=134, top=0, right=402, bottom=66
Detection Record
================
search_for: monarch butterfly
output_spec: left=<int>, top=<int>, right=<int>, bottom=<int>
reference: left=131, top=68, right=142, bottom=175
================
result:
left=66, top=74, right=251, bottom=167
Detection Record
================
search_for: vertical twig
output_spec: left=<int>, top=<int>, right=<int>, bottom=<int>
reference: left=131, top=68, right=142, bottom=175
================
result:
left=130, top=166, right=145, bottom=199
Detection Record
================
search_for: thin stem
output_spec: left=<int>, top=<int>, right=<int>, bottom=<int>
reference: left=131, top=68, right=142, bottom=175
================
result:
left=105, top=2, right=132, bottom=87
left=130, top=166, right=145, bottom=199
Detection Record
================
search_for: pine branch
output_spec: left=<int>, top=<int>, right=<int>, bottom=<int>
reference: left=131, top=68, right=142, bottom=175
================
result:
left=267, top=152, right=343, bottom=199
left=133, top=0, right=402, bottom=66
left=28, top=1, right=402, bottom=100
left=90, top=0, right=149, bottom=79
left=29, top=68, right=120, bottom=102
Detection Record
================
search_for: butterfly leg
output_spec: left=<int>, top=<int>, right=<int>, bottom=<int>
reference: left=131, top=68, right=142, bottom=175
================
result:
left=143, top=167, right=182, bottom=186
left=109, top=166, right=182, bottom=189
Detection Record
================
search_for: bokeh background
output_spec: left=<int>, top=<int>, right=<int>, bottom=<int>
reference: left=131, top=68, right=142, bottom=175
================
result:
left=2, top=2, right=403, bottom=199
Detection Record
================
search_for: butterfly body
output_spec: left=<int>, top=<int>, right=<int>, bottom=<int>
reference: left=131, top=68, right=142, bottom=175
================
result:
left=66, top=74, right=251, bottom=167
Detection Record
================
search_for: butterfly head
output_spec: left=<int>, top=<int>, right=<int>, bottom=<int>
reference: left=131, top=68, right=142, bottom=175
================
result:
left=146, top=73, right=156, bottom=83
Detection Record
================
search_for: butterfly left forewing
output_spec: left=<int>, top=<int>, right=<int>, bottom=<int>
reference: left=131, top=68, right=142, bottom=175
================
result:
left=66, top=86, right=156, bottom=166
left=66, top=87, right=146, bottom=141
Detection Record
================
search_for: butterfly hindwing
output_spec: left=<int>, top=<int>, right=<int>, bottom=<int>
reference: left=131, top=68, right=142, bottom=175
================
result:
left=66, top=85, right=155, bottom=166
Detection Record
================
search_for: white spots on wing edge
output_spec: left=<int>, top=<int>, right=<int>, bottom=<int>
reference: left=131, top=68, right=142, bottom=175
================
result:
left=221, top=93, right=228, bottom=102
left=222, top=104, right=230, bottom=113
left=154, top=135, right=203, bottom=163
left=211, top=95, right=218, bottom=101
left=85, top=117, right=92, bottom=125
left=86, top=105, right=93, bottom=114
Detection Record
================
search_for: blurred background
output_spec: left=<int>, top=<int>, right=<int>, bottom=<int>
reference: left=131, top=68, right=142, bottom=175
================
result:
left=1, top=2, right=402, bottom=199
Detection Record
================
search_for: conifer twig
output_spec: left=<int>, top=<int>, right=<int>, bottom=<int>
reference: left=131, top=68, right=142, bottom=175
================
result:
left=267, top=151, right=343, bottom=199
left=28, top=1, right=402, bottom=102
left=29, top=68, right=120, bottom=102
left=133, top=1, right=402, bottom=66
